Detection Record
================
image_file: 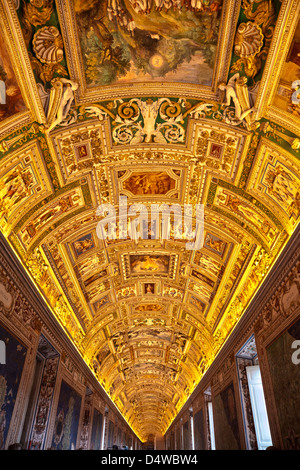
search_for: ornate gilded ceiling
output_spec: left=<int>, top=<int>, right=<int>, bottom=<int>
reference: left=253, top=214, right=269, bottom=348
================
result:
left=0, top=0, right=300, bottom=442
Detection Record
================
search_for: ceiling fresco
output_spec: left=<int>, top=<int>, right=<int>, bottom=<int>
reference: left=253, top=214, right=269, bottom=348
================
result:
left=73, top=0, right=223, bottom=87
left=0, top=0, right=300, bottom=442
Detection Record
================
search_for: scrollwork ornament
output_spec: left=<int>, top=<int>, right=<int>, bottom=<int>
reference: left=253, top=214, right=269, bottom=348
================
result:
left=160, top=101, right=181, bottom=120
left=117, top=102, right=139, bottom=121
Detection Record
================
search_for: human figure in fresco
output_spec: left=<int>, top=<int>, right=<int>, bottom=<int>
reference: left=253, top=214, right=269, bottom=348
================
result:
left=146, top=283, right=154, bottom=293
left=265, top=166, right=299, bottom=207
left=0, top=167, right=35, bottom=218
left=21, top=193, right=80, bottom=245
left=205, top=233, right=225, bottom=254
left=217, top=192, right=267, bottom=230
left=1, top=167, right=33, bottom=196
left=73, top=237, right=94, bottom=255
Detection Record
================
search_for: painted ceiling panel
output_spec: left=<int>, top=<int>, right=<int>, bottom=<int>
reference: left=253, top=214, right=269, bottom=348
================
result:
left=0, top=0, right=300, bottom=442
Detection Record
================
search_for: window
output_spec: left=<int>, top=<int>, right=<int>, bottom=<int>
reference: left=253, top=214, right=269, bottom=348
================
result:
left=190, top=412, right=195, bottom=450
left=207, top=402, right=216, bottom=450
left=246, top=365, right=272, bottom=450
left=236, top=335, right=272, bottom=450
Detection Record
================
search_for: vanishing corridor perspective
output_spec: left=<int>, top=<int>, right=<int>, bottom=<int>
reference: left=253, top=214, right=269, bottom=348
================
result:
left=0, top=0, right=300, bottom=451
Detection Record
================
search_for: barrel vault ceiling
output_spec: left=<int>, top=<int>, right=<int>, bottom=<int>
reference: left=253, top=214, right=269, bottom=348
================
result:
left=0, top=0, right=300, bottom=441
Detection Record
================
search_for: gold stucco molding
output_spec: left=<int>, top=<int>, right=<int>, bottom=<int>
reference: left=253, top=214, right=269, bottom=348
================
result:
left=56, top=0, right=240, bottom=104
left=255, top=0, right=300, bottom=128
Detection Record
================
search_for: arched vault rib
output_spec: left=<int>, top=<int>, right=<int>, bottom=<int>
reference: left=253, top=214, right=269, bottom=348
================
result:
left=1, top=0, right=298, bottom=442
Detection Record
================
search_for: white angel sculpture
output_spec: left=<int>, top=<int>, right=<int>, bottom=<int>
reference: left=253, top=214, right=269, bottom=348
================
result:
left=218, top=73, right=256, bottom=125
left=46, top=78, right=78, bottom=133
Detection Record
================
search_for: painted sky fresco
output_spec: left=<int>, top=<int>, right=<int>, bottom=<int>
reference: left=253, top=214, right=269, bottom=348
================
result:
left=129, top=254, right=170, bottom=273
left=73, top=0, right=223, bottom=87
